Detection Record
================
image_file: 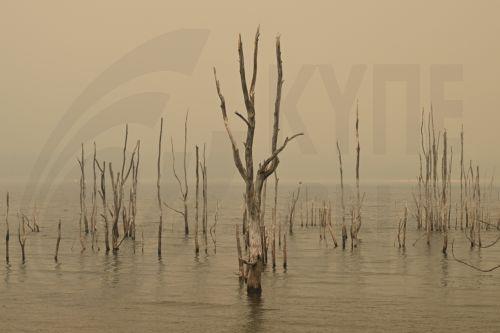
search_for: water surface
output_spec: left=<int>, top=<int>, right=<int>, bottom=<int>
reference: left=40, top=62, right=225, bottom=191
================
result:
left=1, top=182, right=500, bottom=332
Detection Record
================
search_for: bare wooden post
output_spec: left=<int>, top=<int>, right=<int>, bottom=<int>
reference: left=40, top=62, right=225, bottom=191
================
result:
left=336, top=141, right=347, bottom=249
left=214, top=28, right=302, bottom=294
left=195, top=145, right=200, bottom=255
left=5, top=192, right=9, bottom=264
left=54, top=219, right=61, bottom=262
left=157, top=118, right=164, bottom=258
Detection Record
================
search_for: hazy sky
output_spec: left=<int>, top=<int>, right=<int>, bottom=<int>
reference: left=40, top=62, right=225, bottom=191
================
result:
left=1, top=1, right=500, bottom=186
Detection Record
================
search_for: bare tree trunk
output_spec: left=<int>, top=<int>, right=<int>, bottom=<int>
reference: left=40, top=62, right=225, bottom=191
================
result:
left=96, top=160, right=110, bottom=253
left=201, top=144, right=208, bottom=254
left=183, top=113, right=189, bottom=235
left=272, top=171, right=278, bottom=269
left=18, top=216, right=26, bottom=264
left=305, top=186, right=309, bottom=227
left=288, top=182, right=301, bottom=234
left=283, top=230, right=287, bottom=270
left=236, top=224, right=244, bottom=280
left=91, top=143, right=97, bottom=250
left=54, top=220, right=61, bottom=262
left=195, top=145, right=200, bottom=255
left=5, top=192, right=9, bottom=264
left=77, top=144, right=87, bottom=252
left=210, top=201, right=219, bottom=253
left=129, top=141, right=140, bottom=240
left=336, top=141, right=347, bottom=249
left=353, top=104, right=362, bottom=246
left=157, top=118, right=164, bottom=258
left=214, top=28, right=302, bottom=295
left=167, top=111, right=190, bottom=235
left=460, top=126, right=464, bottom=230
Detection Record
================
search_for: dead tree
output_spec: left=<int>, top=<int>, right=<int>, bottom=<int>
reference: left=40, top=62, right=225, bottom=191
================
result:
left=96, top=160, right=110, bottom=252
left=18, top=214, right=27, bottom=263
left=108, top=127, right=138, bottom=252
left=336, top=141, right=347, bottom=249
left=201, top=144, right=208, bottom=254
left=157, top=118, right=164, bottom=258
left=283, top=231, right=287, bottom=270
left=54, top=220, right=61, bottom=262
left=236, top=224, right=245, bottom=280
left=5, top=192, right=9, bottom=264
left=397, top=204, right=407, bottom=248
left=213, top=28, right=303, bottom=294
left=123, top=140, right=140, bottom=241
left=90, top=143, right=98, bottom=250
left=194, top=145, right=200, bottom=255
left=210, top=201, right=219, bottom=254
left=288, top=182, right=302, bottom=234
left=164, top=112, right=189, bottom=235
left=272, top=171, right=278, bottom=269
left=77, top=144, right=87, bottom=251
left=351, top=104, right=362, bottom=248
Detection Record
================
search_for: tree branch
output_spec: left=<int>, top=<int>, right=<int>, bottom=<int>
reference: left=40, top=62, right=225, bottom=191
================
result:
left=249, top=26, right=260, bottom=100
left=170, top=136, right=185, bottom=197
left=163, top=201, right=185, bottom=217
left=260, top=132, right=304, bottom=177
left=235, top=111, right=251, bottom=128
left=451, top=239, right=500, bottom=272
left=213, top=67, right=247, bottom=180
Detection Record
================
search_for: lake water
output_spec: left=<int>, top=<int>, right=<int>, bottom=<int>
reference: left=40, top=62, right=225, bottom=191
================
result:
left=1, top=181, right=500, bottom=332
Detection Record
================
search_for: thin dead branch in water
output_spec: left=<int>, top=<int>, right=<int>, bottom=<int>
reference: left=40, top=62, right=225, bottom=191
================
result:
left=54, top=220, right=61, bottom=262
left=451, top=239, right=500, bottom=272
left=288, top=182, right=301, bottom=235
left=210, top=201, right=219, bottom=254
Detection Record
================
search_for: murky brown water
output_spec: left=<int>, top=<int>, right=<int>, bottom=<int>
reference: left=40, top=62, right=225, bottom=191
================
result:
left=1, top=182, right=500, bottom=332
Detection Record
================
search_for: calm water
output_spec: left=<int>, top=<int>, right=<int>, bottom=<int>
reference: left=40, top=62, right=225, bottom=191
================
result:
left=1, top=181, right=500, bottom=332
